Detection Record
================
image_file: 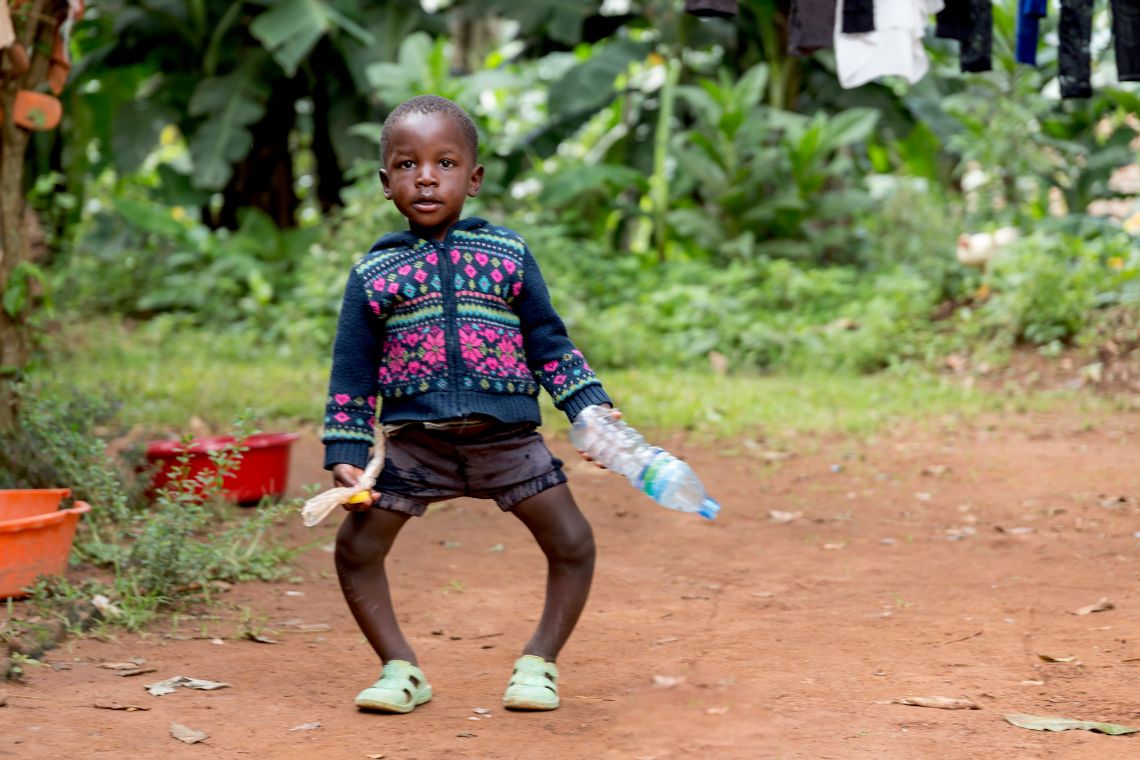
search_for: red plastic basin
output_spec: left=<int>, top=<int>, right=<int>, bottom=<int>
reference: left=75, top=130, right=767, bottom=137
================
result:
left=145, top=432, right=300, bottom=505
left=0, top=491, right=89, bottom=599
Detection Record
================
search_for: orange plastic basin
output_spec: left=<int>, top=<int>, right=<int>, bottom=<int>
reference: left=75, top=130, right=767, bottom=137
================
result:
left=0, top=490, right=89, bottom=599
left=146, top=432, right=300, bottom=505
left=0, top=488, right=71, bottom=521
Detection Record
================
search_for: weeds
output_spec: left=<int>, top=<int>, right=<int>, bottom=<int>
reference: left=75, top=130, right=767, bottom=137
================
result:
left=0, top=387, right=300, bottom=631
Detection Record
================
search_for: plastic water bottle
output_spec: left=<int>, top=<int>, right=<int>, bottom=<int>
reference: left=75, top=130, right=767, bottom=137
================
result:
left=569, top=405, right=720, bottom=520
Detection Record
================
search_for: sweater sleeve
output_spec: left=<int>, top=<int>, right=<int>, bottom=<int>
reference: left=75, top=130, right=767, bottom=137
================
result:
left=512, top=243, right=611, bottom=421
left=321, top=266, right=383, bottom=470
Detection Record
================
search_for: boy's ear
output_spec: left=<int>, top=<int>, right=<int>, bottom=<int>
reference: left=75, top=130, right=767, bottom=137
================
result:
left=379, top=168, right=393, bottom=199
left=467, top=164, right=484, bottom=198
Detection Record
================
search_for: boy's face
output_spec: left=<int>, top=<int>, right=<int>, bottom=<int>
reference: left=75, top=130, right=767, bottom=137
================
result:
left=379, top=111, right=483, bottom=241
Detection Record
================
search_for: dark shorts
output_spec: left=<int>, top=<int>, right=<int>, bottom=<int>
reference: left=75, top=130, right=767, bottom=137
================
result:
left=372, top=419, right=567, bottom=517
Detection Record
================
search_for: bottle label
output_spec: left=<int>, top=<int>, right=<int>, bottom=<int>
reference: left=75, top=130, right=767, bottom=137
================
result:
left=639, top=449, right=668, bottom=499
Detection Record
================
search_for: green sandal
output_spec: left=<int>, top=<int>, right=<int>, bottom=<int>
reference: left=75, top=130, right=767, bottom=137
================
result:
left=502, top=655, right=559, bottom=711
left=355, top=660, right=432, bottom=713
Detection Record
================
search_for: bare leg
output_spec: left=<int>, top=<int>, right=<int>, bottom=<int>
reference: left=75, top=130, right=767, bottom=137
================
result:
left=335, top=507, right=418, bottom=665
left=510, top=483, right=596, bottom=662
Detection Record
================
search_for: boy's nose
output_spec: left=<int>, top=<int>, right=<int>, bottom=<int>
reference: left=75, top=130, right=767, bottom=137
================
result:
left=415, top=167, right=438, bottom=186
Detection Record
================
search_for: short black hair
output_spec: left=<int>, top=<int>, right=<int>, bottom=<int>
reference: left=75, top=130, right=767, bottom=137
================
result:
left=380, top=95, right=479, bottom=163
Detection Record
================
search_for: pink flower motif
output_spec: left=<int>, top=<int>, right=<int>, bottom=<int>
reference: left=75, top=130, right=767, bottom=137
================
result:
left=426, top=251, right=438, bottom=264
left=500, top=351, right=518, bottom=369
left=503, top=260, right=516, bottom=274
left=490, top=269, right=503, bottom=283
left=424, top=345, right=445, bottom=365
left=464, top=264, right=477, bottom=278
left=513, top=334, right=524, bottom=347
left=373, top=278, right=385, bottom=290
left=450, top=249, right=461, bottom=263
left=366, top=417, right=375, bottom=427
left=334, top=412, right=350, bottom=423
left=498, top=339, right=516, bottom=355
left=387, top=282, right=400, bottom=294
left=398, top=264, right=412, bottom=275
left=408, top=360, right=423, bottom=375
left=572, top=349, right=584, bottom=357
left=543, top=360, right=559, bottom=372
left=512, top=281, right=523, bottom=297
left=367, top=396, right=377, bottom=408
left=475, top=253, right=489, bottom=266
left=485, top=356, right=500, bottom=371
left=404, top=331, right=422, bottom=346
left=370, top=301, right=381, bottom=315
left=482, top=327, right=498, bottom=343
left=425, top=328, right=445, bottom=348
left=377, top=367, right=391, bottom=383
left=414, top=269, right=428, bottom=283
left=553, top=374, right=567, bottom=385
left=334, top=394, right=351, bottom=405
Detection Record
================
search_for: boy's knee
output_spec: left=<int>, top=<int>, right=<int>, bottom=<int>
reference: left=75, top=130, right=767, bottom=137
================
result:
left=335, top=524, right=390, bottom=569
left=549, top=522, right=595, bottom=567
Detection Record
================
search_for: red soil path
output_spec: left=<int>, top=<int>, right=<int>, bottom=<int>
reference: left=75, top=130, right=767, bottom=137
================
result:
left=4, top=407, right=1140, bottom=759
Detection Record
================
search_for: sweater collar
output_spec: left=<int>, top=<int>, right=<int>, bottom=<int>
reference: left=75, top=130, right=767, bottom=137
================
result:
left=369, top=217, right=488, bottom=252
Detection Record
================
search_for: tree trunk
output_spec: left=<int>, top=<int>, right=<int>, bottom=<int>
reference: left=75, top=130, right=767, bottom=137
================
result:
left=0, top=0, right=68, bottom=431
left=215, top=79, right=300, bottom=230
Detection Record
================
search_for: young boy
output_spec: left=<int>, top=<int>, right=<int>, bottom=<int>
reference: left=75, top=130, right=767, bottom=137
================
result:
left=322, top=95, right=613, bottom=713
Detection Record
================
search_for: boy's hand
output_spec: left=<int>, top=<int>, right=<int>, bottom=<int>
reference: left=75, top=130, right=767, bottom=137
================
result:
left=577, top=406, right=621, bottom=469
left=332, top=463, right=379, bottom=510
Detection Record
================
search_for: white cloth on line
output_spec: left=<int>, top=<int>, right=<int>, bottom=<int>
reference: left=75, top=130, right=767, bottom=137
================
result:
left=834, top=0, right=944, bottom=89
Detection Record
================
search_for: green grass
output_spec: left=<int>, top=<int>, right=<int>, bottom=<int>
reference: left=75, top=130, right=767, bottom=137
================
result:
left=33, top=319, right=1087, bottom=439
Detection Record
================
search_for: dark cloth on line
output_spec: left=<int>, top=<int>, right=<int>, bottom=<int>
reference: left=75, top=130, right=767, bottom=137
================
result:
left=1059, top=0, right=1094, bottom=98
left=788, top=0, right=837, bottom=56
left=935, top=0, right=970, bottom=41
left=842, top=0, right=874, bottom=34
left=960, top=0, right=994, bottom=72
left=1112, top=0, right=1140, bottom=81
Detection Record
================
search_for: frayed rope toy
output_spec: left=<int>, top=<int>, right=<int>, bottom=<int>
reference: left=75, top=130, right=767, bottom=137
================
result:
left=300, top=434, right=386, bottom=527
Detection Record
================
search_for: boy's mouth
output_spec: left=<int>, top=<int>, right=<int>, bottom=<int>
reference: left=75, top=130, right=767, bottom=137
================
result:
left=412, top=198, right=442, bottom=213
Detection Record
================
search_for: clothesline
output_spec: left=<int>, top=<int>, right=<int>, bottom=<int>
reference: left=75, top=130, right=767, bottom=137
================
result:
left=790, top=0, right=1140, bottom=96
left=688, top=0, right=1140, bottom=97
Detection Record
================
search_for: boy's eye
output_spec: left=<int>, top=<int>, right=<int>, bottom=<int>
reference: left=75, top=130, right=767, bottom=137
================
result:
left=440, top=159, right=455, bottom=168
left=399, top=160, right=415, bottom=169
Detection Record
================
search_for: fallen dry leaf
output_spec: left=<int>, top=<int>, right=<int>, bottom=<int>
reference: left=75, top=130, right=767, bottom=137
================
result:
left=170, top=723, right=208, bottom=744
left=243, top=632, right=279, bottom=645
left=1004, top=712, right=1140, bottom=735
left=652, top=675, right=686, bottom=688
left=145, top=676, right=231, bottom=696
left=891, top=696, right=980, bottom=710
left=93, top=702, right=150, bottom=712
left=768, top=510, right=802, bottom=524
left=1072, top=598, right=1114, bottom=616
left=1038, top=654, right=1078, bottom=663
left=99, top=662, right=142, bottom=671
left=289, top=721, right=321, bottom=731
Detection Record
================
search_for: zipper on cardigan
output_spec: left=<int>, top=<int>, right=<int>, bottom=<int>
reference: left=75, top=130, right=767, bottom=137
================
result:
left=437, top=235, right=462, bottom=417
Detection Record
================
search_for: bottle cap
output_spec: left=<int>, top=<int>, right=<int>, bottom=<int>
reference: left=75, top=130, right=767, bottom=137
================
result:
left=698, top=497, right=720, bottom=520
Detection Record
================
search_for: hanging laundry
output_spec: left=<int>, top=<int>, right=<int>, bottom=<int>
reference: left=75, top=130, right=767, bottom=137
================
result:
left=842, top=0, right=875, bottom=34
left=935, top=0, right=992, bottom=72
left=683, top=0, right=738, bottom=17
left=935, top=0, right=969, bottom=41
left=1016, top=0, right=1048, bottom=66
left=788, top=0, right=837, bottom=56
left=834, top=0, right=943, bottom=89
left=1059, top=0, right=1093, bottom=98
left=1112, top=0, right=1140, bottom=81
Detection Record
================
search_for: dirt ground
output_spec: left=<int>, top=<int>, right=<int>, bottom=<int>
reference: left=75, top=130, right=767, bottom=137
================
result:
left=4, top=405, right=1140, bottom=759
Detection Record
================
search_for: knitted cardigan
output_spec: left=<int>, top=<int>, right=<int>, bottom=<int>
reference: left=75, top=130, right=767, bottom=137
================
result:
left=322, top=217, right=611, bottom=469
